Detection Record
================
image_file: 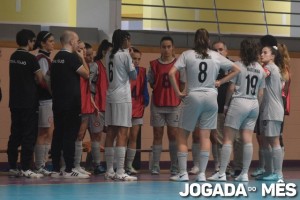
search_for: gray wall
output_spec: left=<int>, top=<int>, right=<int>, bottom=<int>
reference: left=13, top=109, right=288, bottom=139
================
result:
left=76, top=0, right=121, bottom=40
left=291, top=1, right=300, bottom=37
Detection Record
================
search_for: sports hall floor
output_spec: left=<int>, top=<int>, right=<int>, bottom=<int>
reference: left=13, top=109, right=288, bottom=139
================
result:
left=0, top=167, right=299, bottom=200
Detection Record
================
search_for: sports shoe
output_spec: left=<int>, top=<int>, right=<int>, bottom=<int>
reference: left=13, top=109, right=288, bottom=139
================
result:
left=196, top=172, right=206, bottom=182
left=207, top=172, right=226, bottom=181
left=235, top=173, right=249, bottom=182
left=170, top=164, right=178, bottom=175
left=50, top=171, right=63, bottom=178
left=170, top=172, right=189, bottom=182
left=151, top=165, right=160, bottom=175
left=114, top=173, right=138, bottom=181
left=226, top=165, right=233, bottom=176
left=262, top=173, right=283, bottom=181
left=232, top=170, right=242, bottom=178
left=9, top=169, right=22, bottom=177
left=21, top=169, right=44, bottom=178
left=126, top=166, right=138, bottom=175
left=104, top=171, right=116, bottom=180
left=36, top=167, right=52, bottom=176
left=63, top=168, right=90, bottom=179
left=251, top=168, right=265, bottom=177
left=255, top=172, right=272, bottom=180
left=74, top=166, right=91, bottom=175
left=188, top=166, right=200, bottom=175
left=94, top=165, right=106, bottom=175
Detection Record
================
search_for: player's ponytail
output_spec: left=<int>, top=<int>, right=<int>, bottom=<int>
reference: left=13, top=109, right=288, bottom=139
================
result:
left=240, top=38, right=259, bottom=67
left=194, top=28, right=209, bottom=58
left=94, top=39, right=113, bottom=61
left=110, top=29, right=130, bottom=59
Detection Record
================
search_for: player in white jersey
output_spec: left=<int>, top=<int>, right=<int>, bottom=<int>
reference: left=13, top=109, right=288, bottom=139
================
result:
left=104, top=29, right=137, bottom=181
left=34, top=31, right=55, bottom=176
left=256, top=46, right=285, bottom=181
left=208, top=38, right=265, bottom=182
left=251, top=35, right=278, bottom=177
left=169, top=28, right=240, bottom=182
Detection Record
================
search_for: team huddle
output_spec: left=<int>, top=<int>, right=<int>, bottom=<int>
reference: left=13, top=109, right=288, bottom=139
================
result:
left=7, top=28, right=290, bottom=182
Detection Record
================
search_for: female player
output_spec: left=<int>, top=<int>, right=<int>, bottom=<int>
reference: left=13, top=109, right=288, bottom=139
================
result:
left=256, top=45, right=285, bottom=181
left=34, top=31, right=55, bottom=176
left=104, top=29, right=137, bottom=181
left=208, top=38, right=265, bottom=182
left=169, top=28, right=240, bottom=182
left=125, top=47, right=149, bottom=174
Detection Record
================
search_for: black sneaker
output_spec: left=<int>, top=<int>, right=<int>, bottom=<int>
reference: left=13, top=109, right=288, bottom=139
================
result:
left=94, top=165, right=106, bottom=175
left=232, top=170, right=242, bottom=178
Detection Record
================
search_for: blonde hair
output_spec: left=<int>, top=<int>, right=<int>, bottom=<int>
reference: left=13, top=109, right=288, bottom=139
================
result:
left=277, top=43, right=290, bottom=81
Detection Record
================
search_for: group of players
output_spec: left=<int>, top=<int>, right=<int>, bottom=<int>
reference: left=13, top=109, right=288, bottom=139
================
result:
left=7, top=27, right=290, bottom=182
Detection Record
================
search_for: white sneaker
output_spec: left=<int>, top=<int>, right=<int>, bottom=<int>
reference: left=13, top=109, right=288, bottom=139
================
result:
left=207, top=172, right=227, bottom=181
left=170, top=172, right=189, bottom=182
left=75, top=166, right=92, bottom=175
left=9, top=169, right=22, bottom=177
left=151, top=165, right=160, bottom=175
left=36, top=167, right=52, bottom=176
left=21, top=169, right=44, bottom=178
left=105, top=171, right=116, bottom=180
left=114, top=173, right=138, bottom=181
left=63, top=169, right=90, bottom=179
left=251, top=168, right=265, bottom=177
left=235, top=173, right=249, bottom=182
left=207, top=172, right=226, bottom=181
left=196, top=172, right=206, bottom=182
left=188, top=166, right=200, bottom=175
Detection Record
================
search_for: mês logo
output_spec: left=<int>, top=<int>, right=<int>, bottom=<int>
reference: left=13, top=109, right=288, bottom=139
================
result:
left=262, top=180, right=297, bottom=197
left=179, top=183, right=248, bottom=197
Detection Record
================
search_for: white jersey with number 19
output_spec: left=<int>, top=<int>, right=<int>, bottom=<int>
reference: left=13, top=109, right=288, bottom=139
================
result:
left=105, top=49, right=135, bottom=103
left=231, top=61, right=265, bottom=99
left=174, top=49, right=233, bottom=93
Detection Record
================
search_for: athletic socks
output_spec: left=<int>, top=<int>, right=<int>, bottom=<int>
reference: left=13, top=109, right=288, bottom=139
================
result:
left=152, top=145, right=162, bottom=168
left=241, top=143, right=253, bottom=175
left=192, top=143, right=200, bottom=167
left=115, top=147, right=126, bottom=175
left=177, top=152, right=188, bottom=174
left=264, top=148, right=274, bottom=174
left=34, top=144, right=46, bottom=169
left=105, top=147, right=114, bottom=173
left=126, top=148, right=136, bottom=168
left=273, top=146, right=283, bottom=176
left=91, top=141, right=101, bottom=166
left=219, top=144, right=232, bottom=175
left=258, top=148, right=265, bottom=170
left=44, top=144, right=51, bottom=165
left=198, top=150, right=210, bottom=173
left=169, top=141, right=177, bottom=167
left=74, top=141, right=83, bottom=168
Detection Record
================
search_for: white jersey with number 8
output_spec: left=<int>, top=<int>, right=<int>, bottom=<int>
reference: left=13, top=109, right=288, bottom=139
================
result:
left=174, top=49, right=233, bottom=93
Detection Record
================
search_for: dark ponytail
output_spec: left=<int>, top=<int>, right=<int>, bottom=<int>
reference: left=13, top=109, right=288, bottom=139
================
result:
left=94, top=39, right=113, bottom=61
left=110, top=29, right=130, bottom=59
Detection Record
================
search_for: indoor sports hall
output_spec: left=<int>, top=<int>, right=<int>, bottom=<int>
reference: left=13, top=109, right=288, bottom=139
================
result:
left=0, top=0, right=299, bottom=199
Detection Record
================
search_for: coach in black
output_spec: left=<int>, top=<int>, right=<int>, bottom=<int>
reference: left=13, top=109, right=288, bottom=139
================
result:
left=8, top=29, right=44, bottom=178
left=50, top=31, right=90, bottom=178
